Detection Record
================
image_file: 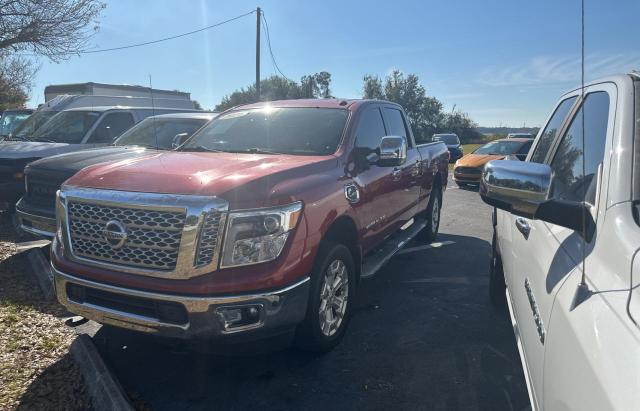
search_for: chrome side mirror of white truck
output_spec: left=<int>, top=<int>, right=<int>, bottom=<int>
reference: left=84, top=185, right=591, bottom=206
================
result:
left=479, top=159, right=594, bottom=239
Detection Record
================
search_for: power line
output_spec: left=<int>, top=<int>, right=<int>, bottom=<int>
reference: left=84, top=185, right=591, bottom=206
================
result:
left=80, top=10, right=256, bottom=54
left=261, top=11, right=291, bottom=81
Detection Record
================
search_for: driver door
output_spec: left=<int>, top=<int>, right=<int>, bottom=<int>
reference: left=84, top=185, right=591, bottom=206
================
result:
left=508, top=85, right=614, bottom=408
left=350, top=105, right=406, bottom=254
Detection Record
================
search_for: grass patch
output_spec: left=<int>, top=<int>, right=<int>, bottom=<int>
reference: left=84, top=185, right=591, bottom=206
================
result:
left=0, top=213, right=92, bottom=410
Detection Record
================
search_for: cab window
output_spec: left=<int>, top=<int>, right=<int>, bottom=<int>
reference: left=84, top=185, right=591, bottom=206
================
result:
left=355, top=107, right=386, bottom=151
left=549, top=92, right=610, bottom=205
left=88, top=112, right=135, bottom=143
left=382, top=107, right=412, bottom=147
left=530, top=96, right=577, bottom=163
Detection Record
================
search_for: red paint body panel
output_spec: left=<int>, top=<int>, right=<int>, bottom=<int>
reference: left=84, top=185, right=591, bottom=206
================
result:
left=53, top=99, right=449, bottom=295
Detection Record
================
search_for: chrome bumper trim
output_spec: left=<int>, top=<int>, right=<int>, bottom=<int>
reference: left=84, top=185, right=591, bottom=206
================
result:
left=16, top=202, right=56, bottom=238
left=53, top=266, right=310, bottom=339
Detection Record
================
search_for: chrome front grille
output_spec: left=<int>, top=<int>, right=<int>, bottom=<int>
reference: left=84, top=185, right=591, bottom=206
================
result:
left=67, top=202, right=186, bottom=270
left=59, top=187, right=229, bottom=279
left=195, top=212, right=223, bottom=266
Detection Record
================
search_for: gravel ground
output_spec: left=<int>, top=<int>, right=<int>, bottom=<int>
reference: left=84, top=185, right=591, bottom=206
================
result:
left=0, top=213, right=92, bottom=411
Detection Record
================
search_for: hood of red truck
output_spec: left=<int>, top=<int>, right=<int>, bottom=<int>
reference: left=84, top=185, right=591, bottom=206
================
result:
left=65, top=151, right=338, bottom=208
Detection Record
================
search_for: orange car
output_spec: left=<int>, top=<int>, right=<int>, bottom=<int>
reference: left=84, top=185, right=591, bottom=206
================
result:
left=453, top=138, right=533, bottom=186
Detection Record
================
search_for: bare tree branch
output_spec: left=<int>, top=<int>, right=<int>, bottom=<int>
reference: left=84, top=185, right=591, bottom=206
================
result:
left=0, top=0, right=105, bottom=62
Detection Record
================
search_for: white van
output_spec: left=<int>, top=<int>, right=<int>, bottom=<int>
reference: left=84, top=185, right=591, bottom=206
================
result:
left=10, top=94, right=196, bottom=140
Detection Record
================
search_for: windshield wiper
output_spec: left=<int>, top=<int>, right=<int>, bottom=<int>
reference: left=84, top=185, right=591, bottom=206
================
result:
left=184, top=145, right=225, bottom=153
left=32, top=137, right=57, bottom=143
left=231, top=147, right=283, bottom=155
left=6, top=134, right=32, bottom=142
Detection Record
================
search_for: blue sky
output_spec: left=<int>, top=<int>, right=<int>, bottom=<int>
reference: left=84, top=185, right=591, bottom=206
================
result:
left=26, top=0, right=639, bottom=127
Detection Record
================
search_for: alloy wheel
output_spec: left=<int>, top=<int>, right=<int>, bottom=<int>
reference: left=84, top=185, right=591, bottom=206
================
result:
left=318, top=259, right=349, bottom=337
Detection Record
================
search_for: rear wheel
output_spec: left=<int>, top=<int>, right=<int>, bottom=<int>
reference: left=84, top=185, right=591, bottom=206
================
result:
left=419, top=185, right=442, bottom=242
left=489, top=231, right=507, bottom=308
left=295, top=242, right=355, bottom=352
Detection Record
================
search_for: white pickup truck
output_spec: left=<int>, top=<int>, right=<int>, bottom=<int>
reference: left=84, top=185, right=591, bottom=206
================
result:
left=480, top=73, right=640, bottom=410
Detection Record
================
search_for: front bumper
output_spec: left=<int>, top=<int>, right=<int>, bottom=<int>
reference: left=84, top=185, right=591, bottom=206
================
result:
left=453, top=174, right=481, bottom=184
left=53, top=266, right=310, bottom=340
left=16, top=198, right=56, bottom=238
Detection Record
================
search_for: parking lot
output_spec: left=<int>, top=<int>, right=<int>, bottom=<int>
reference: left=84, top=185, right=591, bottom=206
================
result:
left=81, top=180, right=530, bottom=411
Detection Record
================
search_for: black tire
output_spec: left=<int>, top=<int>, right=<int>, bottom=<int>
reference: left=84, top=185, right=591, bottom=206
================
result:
left=295, top=242, right=356, bottom=353
left=489, top=231, right=507, bottom=308
left=419, top=184, right=442, bottom=242
left=456, top=182, right=467, bottom=188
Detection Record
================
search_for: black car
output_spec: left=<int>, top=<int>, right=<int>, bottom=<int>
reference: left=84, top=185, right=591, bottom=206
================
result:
left=16, top=112, right=215, bottom=237
left=432, top=133, right=463, bottom=163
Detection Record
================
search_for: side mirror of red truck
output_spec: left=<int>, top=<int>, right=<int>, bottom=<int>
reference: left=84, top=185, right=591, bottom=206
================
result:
left=479, top=159, right=594, bottom=239
left=377, top=136, right=407, bottom=167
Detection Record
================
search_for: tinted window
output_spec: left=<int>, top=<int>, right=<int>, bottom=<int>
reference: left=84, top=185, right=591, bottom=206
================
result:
left=549, top=92, right=610, bottom=204
left=474, top=140, right=527, bottom=155
left=0, top=112, right=31, bottom=135
left=115, top=117, right=208, bottom=149
left=89, top=112, right=135, bottom=143
left=355, top=107, right=386, bottom=151
left=382, top=108, right=410, bottom=145
left=31, top=111, right=101, bottom=143
left=182, top=107, right=348, bottom=155
left=530, top=96, right=577, bottom=163
left=517, top=141, right=533, bottom=155
left=12, top=110, right=58, bottom=138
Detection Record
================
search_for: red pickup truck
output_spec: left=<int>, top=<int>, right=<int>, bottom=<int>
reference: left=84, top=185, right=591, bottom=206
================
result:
left=52, top=99, right=449, bottom=351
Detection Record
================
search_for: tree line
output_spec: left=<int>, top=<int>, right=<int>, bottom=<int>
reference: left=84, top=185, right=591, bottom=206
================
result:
left=216, top=70, right=482, bottom=143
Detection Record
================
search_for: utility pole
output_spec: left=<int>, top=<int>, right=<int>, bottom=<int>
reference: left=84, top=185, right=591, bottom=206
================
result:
left=256, top=7, right=261, bottom=100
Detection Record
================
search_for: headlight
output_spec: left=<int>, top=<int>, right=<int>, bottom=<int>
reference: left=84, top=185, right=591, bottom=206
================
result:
left=220, top=202, right=302, bottom=268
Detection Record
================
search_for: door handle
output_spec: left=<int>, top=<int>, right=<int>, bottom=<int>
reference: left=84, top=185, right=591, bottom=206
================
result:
left=515, top=217, right=531, bottom=239
left=392, top=168, right=402, bottom=180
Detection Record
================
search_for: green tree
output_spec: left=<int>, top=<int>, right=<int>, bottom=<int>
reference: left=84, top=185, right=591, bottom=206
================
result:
left=363, top=70, right=443, bottom=142
left=362, top=70, right=481, bottom=143
left=215, top=72, right=332, bottom=111
left=439, top=110, right=483, bottom=143
left=362, top=75, right=383, bottom=99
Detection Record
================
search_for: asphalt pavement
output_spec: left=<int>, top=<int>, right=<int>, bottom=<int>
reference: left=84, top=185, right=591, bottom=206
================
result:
left=90, top=179, right=531, bottom=411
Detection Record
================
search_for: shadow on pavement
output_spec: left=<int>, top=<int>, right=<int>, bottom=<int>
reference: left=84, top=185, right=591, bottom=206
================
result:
left=92, top=232, right=530, bottom=411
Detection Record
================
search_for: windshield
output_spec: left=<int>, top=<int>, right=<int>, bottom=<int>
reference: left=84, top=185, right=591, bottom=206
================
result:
left=474, top=140, right=526, bottom=155
left=181, top=107, right=348, bottom=155
left=11, top=110, right=58, bottom=138
left=115, top=117, right=209, bottom=149
left=0, top=112, right=31, bottom=136
left=30, top=110, right=101, bottom=144
left=433, top=134, right=459, bottom=145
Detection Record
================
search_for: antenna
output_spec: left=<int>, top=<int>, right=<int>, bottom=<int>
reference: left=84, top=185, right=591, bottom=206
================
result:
left=149, top=75, right=158, bottom=150
left=571, top=0, right=592, bottom=310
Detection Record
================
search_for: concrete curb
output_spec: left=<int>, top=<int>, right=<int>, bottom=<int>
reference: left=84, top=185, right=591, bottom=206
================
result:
left=25, top=247, right=55, bottom=300
left=70, top=334, right=134, bottom=411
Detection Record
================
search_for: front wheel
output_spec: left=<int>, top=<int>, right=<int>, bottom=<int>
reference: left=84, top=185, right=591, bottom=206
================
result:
left=295, top=243, right=355, bottom=352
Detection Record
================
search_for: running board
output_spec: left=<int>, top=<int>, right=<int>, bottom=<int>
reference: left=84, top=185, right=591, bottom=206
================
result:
left=360, top=217, right=427, bottom=279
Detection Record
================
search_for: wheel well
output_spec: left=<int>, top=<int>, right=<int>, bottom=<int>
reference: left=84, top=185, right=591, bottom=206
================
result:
left=433, top=172, right=443, bottom=190
left=322, top=216, right=361, bottom=279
